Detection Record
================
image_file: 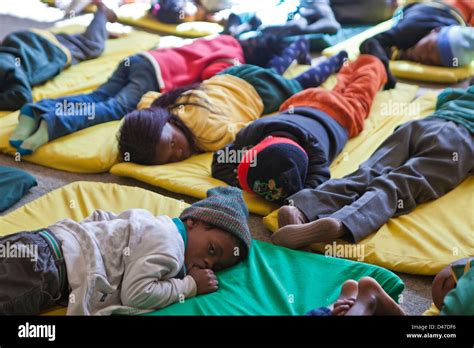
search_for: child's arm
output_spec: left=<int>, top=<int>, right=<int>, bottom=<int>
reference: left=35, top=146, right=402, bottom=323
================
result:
left=80, top=209, right=150, bottom=223
left=211, top=143, right=240, bottom=187
left=304, top=141, right=331, bottom=189
left=121, top=254, right=197, bottom=310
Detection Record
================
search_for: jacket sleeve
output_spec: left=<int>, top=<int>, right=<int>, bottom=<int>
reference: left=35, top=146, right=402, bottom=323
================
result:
left=303, top=139, right=331, bottom=189
left=121, top=253, right=197, bottom=310
left=0, top=55, right=32, bottom=110
left=211, top=143, right=239, bottom=187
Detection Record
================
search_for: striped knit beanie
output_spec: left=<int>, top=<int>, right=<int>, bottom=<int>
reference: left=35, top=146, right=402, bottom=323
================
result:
left=179, top=186, right=252, bottom=254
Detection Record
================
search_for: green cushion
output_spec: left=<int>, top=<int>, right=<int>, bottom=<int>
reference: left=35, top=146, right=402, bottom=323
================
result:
left=0, top=166, right=36, bottom=212
left=147, top=240, right=404, bottom=315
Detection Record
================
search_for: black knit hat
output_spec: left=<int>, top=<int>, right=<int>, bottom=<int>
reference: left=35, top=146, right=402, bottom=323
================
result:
left=238, top=136, right=308, bottom=204
left=179, top=186, right=252, bottom=255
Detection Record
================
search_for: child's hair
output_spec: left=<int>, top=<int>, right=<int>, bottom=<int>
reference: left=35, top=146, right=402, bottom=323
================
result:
left=117, top=107, right=196, bottom=165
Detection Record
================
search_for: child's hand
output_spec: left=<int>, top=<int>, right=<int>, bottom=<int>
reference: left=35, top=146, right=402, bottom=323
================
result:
left=188, top=266, right=219, bottom=294
left=332, top=298, right=355, bottom=316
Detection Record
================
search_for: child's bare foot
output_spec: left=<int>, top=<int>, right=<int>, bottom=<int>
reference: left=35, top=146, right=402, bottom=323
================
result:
left=278, top=205, right=308, bottom=228
left=346, top=277, right=406, bottom=316
left=332, top=279, right=359, bottom=316
left=271, top=217, right=347, bottom=249
left=93, top=0, right=117, bottom=23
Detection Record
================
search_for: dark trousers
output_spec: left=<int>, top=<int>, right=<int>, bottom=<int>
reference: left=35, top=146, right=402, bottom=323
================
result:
left=28, top=54, right=159, bottom=141
left=55, top=8, right=109, bottom=65
left=373, top=3, right=461, bottom=51
left=288, top=118, right=474, bottom=243
left=0, top=230, right=67, bottom=315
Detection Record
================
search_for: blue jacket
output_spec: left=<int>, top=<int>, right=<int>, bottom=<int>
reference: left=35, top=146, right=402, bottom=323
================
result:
left=0, top=30, right=71, bottom=110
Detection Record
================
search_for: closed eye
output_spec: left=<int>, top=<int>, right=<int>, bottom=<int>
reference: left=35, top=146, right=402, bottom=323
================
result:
left=208, top=243, right=216, bottom=256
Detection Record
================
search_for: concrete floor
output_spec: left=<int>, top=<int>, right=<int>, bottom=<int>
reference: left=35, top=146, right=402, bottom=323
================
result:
left=2, top=2, right=465, bottom=315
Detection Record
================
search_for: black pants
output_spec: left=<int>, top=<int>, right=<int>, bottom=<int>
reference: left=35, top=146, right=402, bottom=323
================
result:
left=288, top=119, right=474, bottom=243
left=0, top=230, right=67, bottom=315
left=373, top=2, right=462, bottom=51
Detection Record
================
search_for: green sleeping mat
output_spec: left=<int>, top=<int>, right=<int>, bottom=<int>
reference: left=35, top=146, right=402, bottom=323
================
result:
left=147, top=240, right=404, bottom=315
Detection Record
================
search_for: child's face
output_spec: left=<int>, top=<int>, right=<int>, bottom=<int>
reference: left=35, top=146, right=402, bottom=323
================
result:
left=398, top=29, right=442, bottom=66
left=153, top=122, right=193, bottom=165
left=184, top=219, right=241, bottom=272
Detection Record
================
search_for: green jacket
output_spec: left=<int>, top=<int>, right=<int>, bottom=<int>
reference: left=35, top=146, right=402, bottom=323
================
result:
left=429, top=85, right=474, bottom=134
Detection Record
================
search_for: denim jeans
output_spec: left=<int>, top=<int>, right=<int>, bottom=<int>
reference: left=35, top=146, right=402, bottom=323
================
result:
left=29, top=54, right=159, bottom=141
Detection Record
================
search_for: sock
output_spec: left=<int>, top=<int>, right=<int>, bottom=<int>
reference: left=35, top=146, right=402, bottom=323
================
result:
left=294, top=50, right=348, bottom=89
left=268, top=38, right=311, bottom=74
left=17, top=120, right=49, bottom=155
left=295, top=37, right=312, bottom=65
left=9, top=105, right=40, bottom=148
left=359, top=38, right=396, bottom=90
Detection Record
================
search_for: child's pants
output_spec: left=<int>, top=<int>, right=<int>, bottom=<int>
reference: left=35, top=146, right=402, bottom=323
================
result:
left=279, top=55, right=387, bottom=138
left=221, top=64, right=303, bottom=115
left=55, top=8, right=109, bottom=65
left=0, top=229, right=67, bottom=315
left=29, top=54, right=159, bottom=141
left=372, top=2, right=462, bottom=52
left=287, top=118, right=474, bottom=243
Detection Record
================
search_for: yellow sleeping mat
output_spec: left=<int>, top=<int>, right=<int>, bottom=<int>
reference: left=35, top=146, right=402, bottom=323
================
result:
left=322, top=19, right=474, bottom=83
left=0, top=27, right=160, bottom=172
left=262, top=92, right=474, bottom=276
left=110, top=79, right=419, bottom=216
left=116, top=3, right=223, bottom=38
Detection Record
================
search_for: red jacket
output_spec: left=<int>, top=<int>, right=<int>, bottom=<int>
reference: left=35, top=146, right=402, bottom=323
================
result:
left=140, top=35, right=244, bottom=92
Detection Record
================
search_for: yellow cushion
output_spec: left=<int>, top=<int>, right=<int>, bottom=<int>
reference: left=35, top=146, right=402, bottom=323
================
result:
left=262, top=92, right=474, bottom=275
left=0, top=28, right=160, bottom=173
left=322, top=19, right=474, bottom=83
left=0, top=181, right=189, bottom=316
left=111, top=81, right=419, bottom=215
left=117, top=3, right=223, bottom=38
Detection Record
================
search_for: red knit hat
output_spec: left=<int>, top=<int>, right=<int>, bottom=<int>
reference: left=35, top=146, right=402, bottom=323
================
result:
left=237, top=136, right=308, bottom=203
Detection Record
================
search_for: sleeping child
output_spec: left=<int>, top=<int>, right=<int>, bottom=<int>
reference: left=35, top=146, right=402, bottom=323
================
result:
left=272, top=85, right=473, bottom=249
left=359, top=1, right=473, bottom=88
left=0, top=186, right=251, bottom=315
left=9, top=33, right=313, bottom=155
left=0, top=0, right=117, bottom=110
left=117, top=51, right=348, bottom=165
left=210, top=53, right=390, bottom=204
left=306, top=257, right=473, bottom=316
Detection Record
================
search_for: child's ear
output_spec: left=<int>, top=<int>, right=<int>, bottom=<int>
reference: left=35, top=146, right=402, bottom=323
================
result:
left=185, top=218, right=197, bottom=230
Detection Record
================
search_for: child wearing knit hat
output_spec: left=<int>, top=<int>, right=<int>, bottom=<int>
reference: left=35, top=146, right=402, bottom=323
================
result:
left=360, top=1, right=473, bottom=88
left=211, top=53, right=388, bottom=204
left=0, top=186, right=251, bottom=315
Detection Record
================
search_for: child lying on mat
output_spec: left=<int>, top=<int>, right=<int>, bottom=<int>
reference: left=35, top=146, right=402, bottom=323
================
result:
left=117, top=50, right=348, bottom=165
left=272, top=86, right=473, bottom=249
left=0, top=0, right=117, bottom=110
left=210, top=53, right=391, bottom=204
left=306, top=257, right=474, bottom=316
left=359, top=1, right=473, bottom=88
left=9, top=34, right=312, bottom=155
left=0, top=187, right=251, bottom=315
